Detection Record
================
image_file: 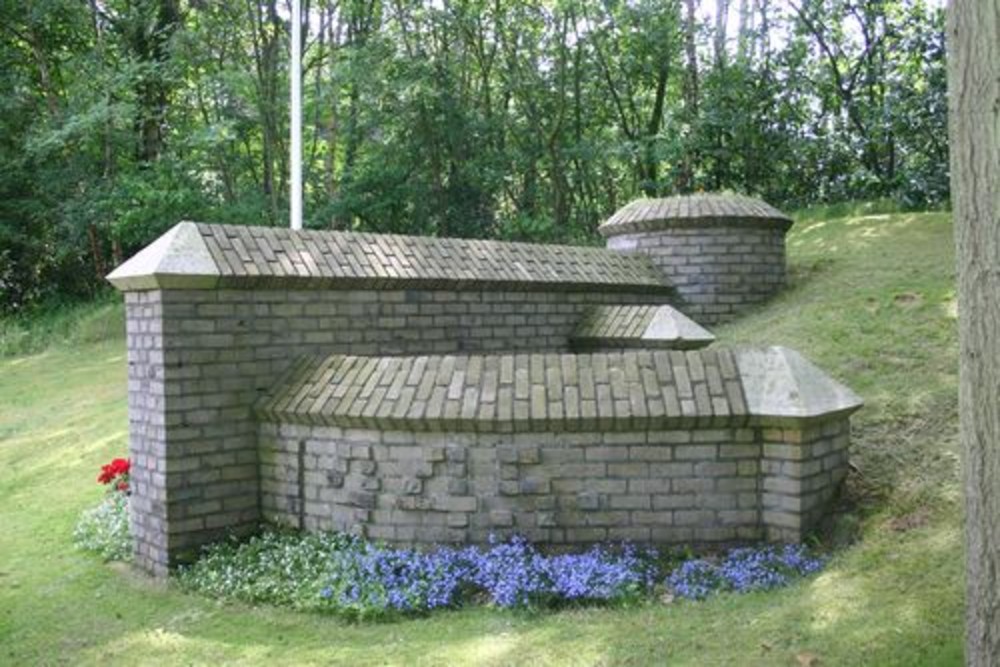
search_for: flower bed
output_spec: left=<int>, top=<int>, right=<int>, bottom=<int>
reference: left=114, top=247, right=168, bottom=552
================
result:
left=667, top=545, right=825, bottom=600
left=174, top=530, right=825, bottom=619
left=317, top=536, right=657, bottom=616
left=75, top=456, right=826, bottom=618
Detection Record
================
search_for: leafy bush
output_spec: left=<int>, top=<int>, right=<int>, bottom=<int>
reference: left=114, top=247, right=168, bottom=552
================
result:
left=667, top=544, right=825, bottom=600
left=177, top=531, right=360, bottom=609
left=73, top=493, right=132, bottom=562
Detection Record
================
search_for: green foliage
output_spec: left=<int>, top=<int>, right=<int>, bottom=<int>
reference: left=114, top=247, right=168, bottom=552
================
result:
left=0, top=0, right=949, bottom=313
left=176, top=530, right=358, bottom=611
left=0, top=297, right=123, bottom=357
left=0, top=296, right=123, bottom=358
left=73, top=493, right=132, bottom=563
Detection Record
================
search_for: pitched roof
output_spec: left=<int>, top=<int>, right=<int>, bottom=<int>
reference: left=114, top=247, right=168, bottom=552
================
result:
left=599, top=194, right=793, bottom=237
left=257, top=346, right=862, bottom=431
left=571, top=305, right=715, bottom=350
left=736, top=346, right=864, bottom=423
left=107, top=222, right=671, bottom=293
left=256, top=348, right=749, bottom=431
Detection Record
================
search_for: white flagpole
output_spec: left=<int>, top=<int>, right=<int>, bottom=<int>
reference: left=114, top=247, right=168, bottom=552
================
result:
left=290, top=0, right=303, bottom=230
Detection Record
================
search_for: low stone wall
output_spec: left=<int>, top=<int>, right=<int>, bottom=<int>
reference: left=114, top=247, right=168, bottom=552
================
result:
left=253, top=348, right=858, bottom=547
left=258, top=421, right=850, bottom=547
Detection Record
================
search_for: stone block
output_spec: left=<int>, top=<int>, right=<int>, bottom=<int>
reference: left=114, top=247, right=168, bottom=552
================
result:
left=435, top=496, right=477, bottom=513
left=577, top=491, right=603, bottom=511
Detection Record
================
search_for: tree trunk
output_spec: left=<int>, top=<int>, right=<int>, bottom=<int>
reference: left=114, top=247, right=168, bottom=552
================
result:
left=325, top=3, right=343, bottom=212
left=737, top=0, right=752, bottom=62
left=25, top=22, right=60, bottom=118
left=714, top=0, right=730, bottom=69
left=683, top=0, right=699, bottom=115
left=642, top=64, right=670, bottom=196
left=132, top=0, right=181, bottom=163
left=755, top=0, right=771, bottom=69
left=947, top=2, right=1000, bottom=665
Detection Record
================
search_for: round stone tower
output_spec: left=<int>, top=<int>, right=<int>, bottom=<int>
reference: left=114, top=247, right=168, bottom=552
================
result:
left=600, top=193, right=793, bottom=324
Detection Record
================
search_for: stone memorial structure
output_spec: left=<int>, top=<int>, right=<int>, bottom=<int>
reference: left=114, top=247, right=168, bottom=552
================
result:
left=108, top=193, right=862, bottom=577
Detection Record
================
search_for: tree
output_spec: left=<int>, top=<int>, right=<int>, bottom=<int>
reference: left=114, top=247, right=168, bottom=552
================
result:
left=947, top=1, right=1000, bottom=665
left=0, top=0, right=955, bottom=312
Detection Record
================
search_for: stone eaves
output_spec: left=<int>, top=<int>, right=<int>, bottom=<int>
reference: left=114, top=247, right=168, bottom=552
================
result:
left=733, top=346, right=864, bottom=426
left=257, top=348, right=748, bottom=432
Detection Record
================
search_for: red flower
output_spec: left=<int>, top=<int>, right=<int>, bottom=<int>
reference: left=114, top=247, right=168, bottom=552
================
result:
left=97, top=457, right=131, bottom=490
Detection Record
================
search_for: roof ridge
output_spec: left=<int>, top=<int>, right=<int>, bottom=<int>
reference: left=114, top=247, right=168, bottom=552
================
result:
left=108, top=221, right=672, bottom=293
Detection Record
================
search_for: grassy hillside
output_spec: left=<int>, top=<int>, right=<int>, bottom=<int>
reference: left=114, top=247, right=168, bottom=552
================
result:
left=0, top=295, right=124, bottom=358
left=0, top=211, right=962, bottom=666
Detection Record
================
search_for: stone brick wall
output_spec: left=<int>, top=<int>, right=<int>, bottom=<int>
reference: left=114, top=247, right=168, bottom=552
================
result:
left=124, top=291, right=170, bottom=576
left=257, top=419, right=851, bottom=547
left=605, top=226, right=787, bottom=324
left=761, top=420, right=851, bottom=541
left=124, top=286, right=668, bottom=572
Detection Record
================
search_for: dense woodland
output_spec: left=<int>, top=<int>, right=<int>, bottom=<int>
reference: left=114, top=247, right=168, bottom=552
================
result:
left=0, top=0, right=946, bottom=312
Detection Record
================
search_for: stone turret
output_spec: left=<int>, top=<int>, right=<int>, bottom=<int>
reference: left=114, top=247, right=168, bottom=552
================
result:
left=601, top=194, right=793, bottom=324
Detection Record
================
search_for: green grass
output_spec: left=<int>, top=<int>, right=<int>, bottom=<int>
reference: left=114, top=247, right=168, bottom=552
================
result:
left=0, top=293, right=124, bottom=358
left=0, top=210, right=962, bottom=666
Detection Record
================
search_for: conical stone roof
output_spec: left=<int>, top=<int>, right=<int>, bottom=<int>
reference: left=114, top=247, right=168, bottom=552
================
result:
left=599, top=193, right=793, bottom=237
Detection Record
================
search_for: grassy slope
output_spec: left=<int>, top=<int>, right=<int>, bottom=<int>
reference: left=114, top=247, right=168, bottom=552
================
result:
left=0, top=295, right=123, bottom=358
left=0, top=211, right=962, bottom=666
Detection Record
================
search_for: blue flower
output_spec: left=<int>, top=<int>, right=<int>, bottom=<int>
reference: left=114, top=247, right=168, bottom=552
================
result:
left=319, top=535, right=658, bottom=614
left=667, top=544, right=825, bottom=600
